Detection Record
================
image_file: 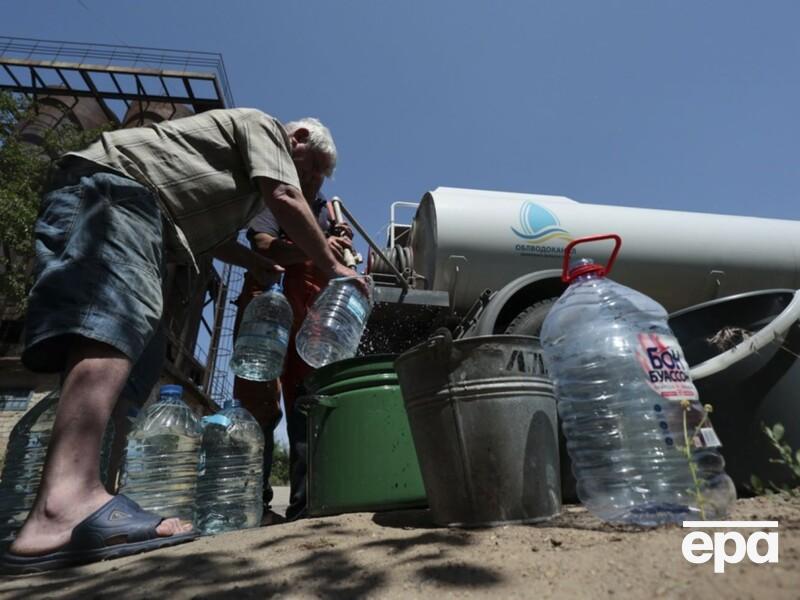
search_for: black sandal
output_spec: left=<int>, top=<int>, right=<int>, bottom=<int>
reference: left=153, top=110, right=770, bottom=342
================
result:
left=0, top=495, right=198, bottom=575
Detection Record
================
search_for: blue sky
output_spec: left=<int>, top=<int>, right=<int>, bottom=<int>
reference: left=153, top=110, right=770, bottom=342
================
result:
left=7, top=1, right=800, bottom=231
left=5, top=1, right=800, bottom=439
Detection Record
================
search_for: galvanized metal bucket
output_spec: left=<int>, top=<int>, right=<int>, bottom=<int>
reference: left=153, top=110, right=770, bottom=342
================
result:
left=394, top=331, right=561, bottom=527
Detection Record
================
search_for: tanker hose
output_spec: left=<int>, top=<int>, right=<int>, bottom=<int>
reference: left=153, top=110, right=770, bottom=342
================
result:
left=689, top=288, right=800, bottom=381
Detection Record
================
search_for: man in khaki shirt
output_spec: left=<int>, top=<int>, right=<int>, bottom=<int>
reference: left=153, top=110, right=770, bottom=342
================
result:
left=3, top=109, right=358, bottom=573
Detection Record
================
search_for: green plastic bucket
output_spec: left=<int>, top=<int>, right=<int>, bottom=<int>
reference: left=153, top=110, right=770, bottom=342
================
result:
left=300, top=355, right=427, bottom=517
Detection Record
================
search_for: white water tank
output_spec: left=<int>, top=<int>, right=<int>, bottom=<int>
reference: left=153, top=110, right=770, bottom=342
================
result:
left=409, top=187, right=800, bottom=313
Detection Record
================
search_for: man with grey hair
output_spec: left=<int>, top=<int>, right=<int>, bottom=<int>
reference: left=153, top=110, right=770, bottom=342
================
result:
left=2, top=108, right=359, bottom=573
left=231, top=115, right=350, bottom=522
left=284, top=117, right=337, bottom=182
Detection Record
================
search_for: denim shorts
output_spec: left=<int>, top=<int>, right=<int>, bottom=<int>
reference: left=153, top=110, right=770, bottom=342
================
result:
left=22, top=159, right=165, bottom=382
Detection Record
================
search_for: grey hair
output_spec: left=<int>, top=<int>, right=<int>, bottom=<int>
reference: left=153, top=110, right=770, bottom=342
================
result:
left=284, top=117, right=337, bottom=177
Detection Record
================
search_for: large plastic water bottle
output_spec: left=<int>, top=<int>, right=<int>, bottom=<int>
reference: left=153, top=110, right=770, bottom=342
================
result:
left=0, top=390, right=114, bottom=544
left=540, top=234, right=736, bottom=526
left=296, top=275, right=374, bottom=368
left=118, top=385, right=201, bottom=523
left=195, top=399, right=265, bottom=535
left=230, top=282, right=293, bottom=381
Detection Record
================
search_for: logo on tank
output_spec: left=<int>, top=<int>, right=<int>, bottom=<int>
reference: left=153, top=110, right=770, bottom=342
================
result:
left=511, top=202, right=572, bottom=257
left=511, top=202, right=571, bottom=243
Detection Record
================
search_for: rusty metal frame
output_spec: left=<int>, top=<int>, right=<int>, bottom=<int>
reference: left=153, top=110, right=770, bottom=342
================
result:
left=0, top=36, right=233, bottom=112
left=0, top=37, right=239, bottom=405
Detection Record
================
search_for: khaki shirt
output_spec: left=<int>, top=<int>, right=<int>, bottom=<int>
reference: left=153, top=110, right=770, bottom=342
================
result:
left=69, top=108, right=301, bottom=269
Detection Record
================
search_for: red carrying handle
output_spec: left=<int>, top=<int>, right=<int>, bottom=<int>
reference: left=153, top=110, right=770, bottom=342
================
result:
left=561, top=234, right=623, bottom=283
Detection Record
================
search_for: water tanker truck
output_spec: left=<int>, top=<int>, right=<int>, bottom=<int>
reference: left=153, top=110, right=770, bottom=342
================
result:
left=352, top=186, right=800, bottom=492
left=360, top=186, right=800, bottom=344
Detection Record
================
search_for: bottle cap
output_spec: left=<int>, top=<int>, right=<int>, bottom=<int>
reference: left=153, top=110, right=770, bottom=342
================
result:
left=567, top=257, right=605, bottom=280
left=159, top=384, right=183, bottom=396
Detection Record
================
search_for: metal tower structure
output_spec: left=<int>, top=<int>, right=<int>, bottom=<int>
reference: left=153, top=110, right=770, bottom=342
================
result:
left=0, top=36, right=234, bottom=111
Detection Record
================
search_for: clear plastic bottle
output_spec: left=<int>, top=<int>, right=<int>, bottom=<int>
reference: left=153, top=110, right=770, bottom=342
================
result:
left=296, top=275, right=374, bottom=368
left=230, top=282, right=293, bottom=381
left=195, top=399, right=265, bottom=535
left=118, top=384, right=201, bottom=523
left=540, top=235, right=736, bottom=526
left=0, top=390, right=115, bottom=544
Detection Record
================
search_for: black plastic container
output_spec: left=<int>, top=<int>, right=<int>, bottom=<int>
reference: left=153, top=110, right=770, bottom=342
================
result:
left=669, top=289, right=800, bottom=490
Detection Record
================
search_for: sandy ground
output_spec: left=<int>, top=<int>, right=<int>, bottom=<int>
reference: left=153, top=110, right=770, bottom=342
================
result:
left=271, top=486, right=290, bottom=515
left=1, top=494, right=798, bottom=599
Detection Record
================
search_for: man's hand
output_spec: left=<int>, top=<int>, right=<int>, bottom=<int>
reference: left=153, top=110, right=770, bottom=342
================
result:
left=327, top=263, right=371, bottom=299
left=211, top=238, right=284, bottom=287
left=327, top=236, right=354, bottom=262
left=331, top=223, right=353, bottom=239
left=251, top=232, right=308, bottom=267
left=249, top=254, right=284, bottom=287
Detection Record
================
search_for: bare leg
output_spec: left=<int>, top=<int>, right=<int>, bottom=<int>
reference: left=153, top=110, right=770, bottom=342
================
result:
left=105, top=396, right=131, bottom=494
left=9, top=339, right=191, bottom=556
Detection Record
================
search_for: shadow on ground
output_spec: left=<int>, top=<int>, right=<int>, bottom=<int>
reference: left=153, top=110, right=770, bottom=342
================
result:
left=2, top=514, right=505, bottom=599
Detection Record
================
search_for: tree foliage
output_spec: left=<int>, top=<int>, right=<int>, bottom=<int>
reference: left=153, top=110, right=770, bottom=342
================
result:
left=269, top=440, right=290, bottom=486
left=0, top=91, right=111, bottom=315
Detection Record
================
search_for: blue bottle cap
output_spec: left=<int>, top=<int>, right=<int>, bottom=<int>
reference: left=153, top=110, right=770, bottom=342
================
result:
left=159, top=384, right=183, bottom=396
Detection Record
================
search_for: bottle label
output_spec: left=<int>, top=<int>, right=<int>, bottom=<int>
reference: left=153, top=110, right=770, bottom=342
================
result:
left=202, top=414, right=232, bottom=428
left=197, top=449, right=206, bottom=476
left=696, top=426, right=722, bottom=448
left=276, top=326, right=289, bottom=345
left=636, top=333, right=698, bottom=401
left=346, top=295, right=367, bottom=321
left=651, top=402, right=723, bottom=449
left=124, top=447, right=144, bottom=473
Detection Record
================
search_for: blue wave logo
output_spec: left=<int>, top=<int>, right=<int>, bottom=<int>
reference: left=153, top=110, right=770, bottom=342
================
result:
left=511, top=202, right=571, bottom=242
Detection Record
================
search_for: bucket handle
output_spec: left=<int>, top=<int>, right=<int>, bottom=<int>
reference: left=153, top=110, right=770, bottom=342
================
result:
left=690, top=289, right=800, bottom=381
left=296, top=394, right=338, bottom=414
left=429, top=327, right=456, bottom=375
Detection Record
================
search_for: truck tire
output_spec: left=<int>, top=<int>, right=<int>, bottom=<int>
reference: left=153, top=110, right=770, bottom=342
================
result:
left=504, top=296, right=578, bottom=502
left=503, top=297, right=558, bottom=336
